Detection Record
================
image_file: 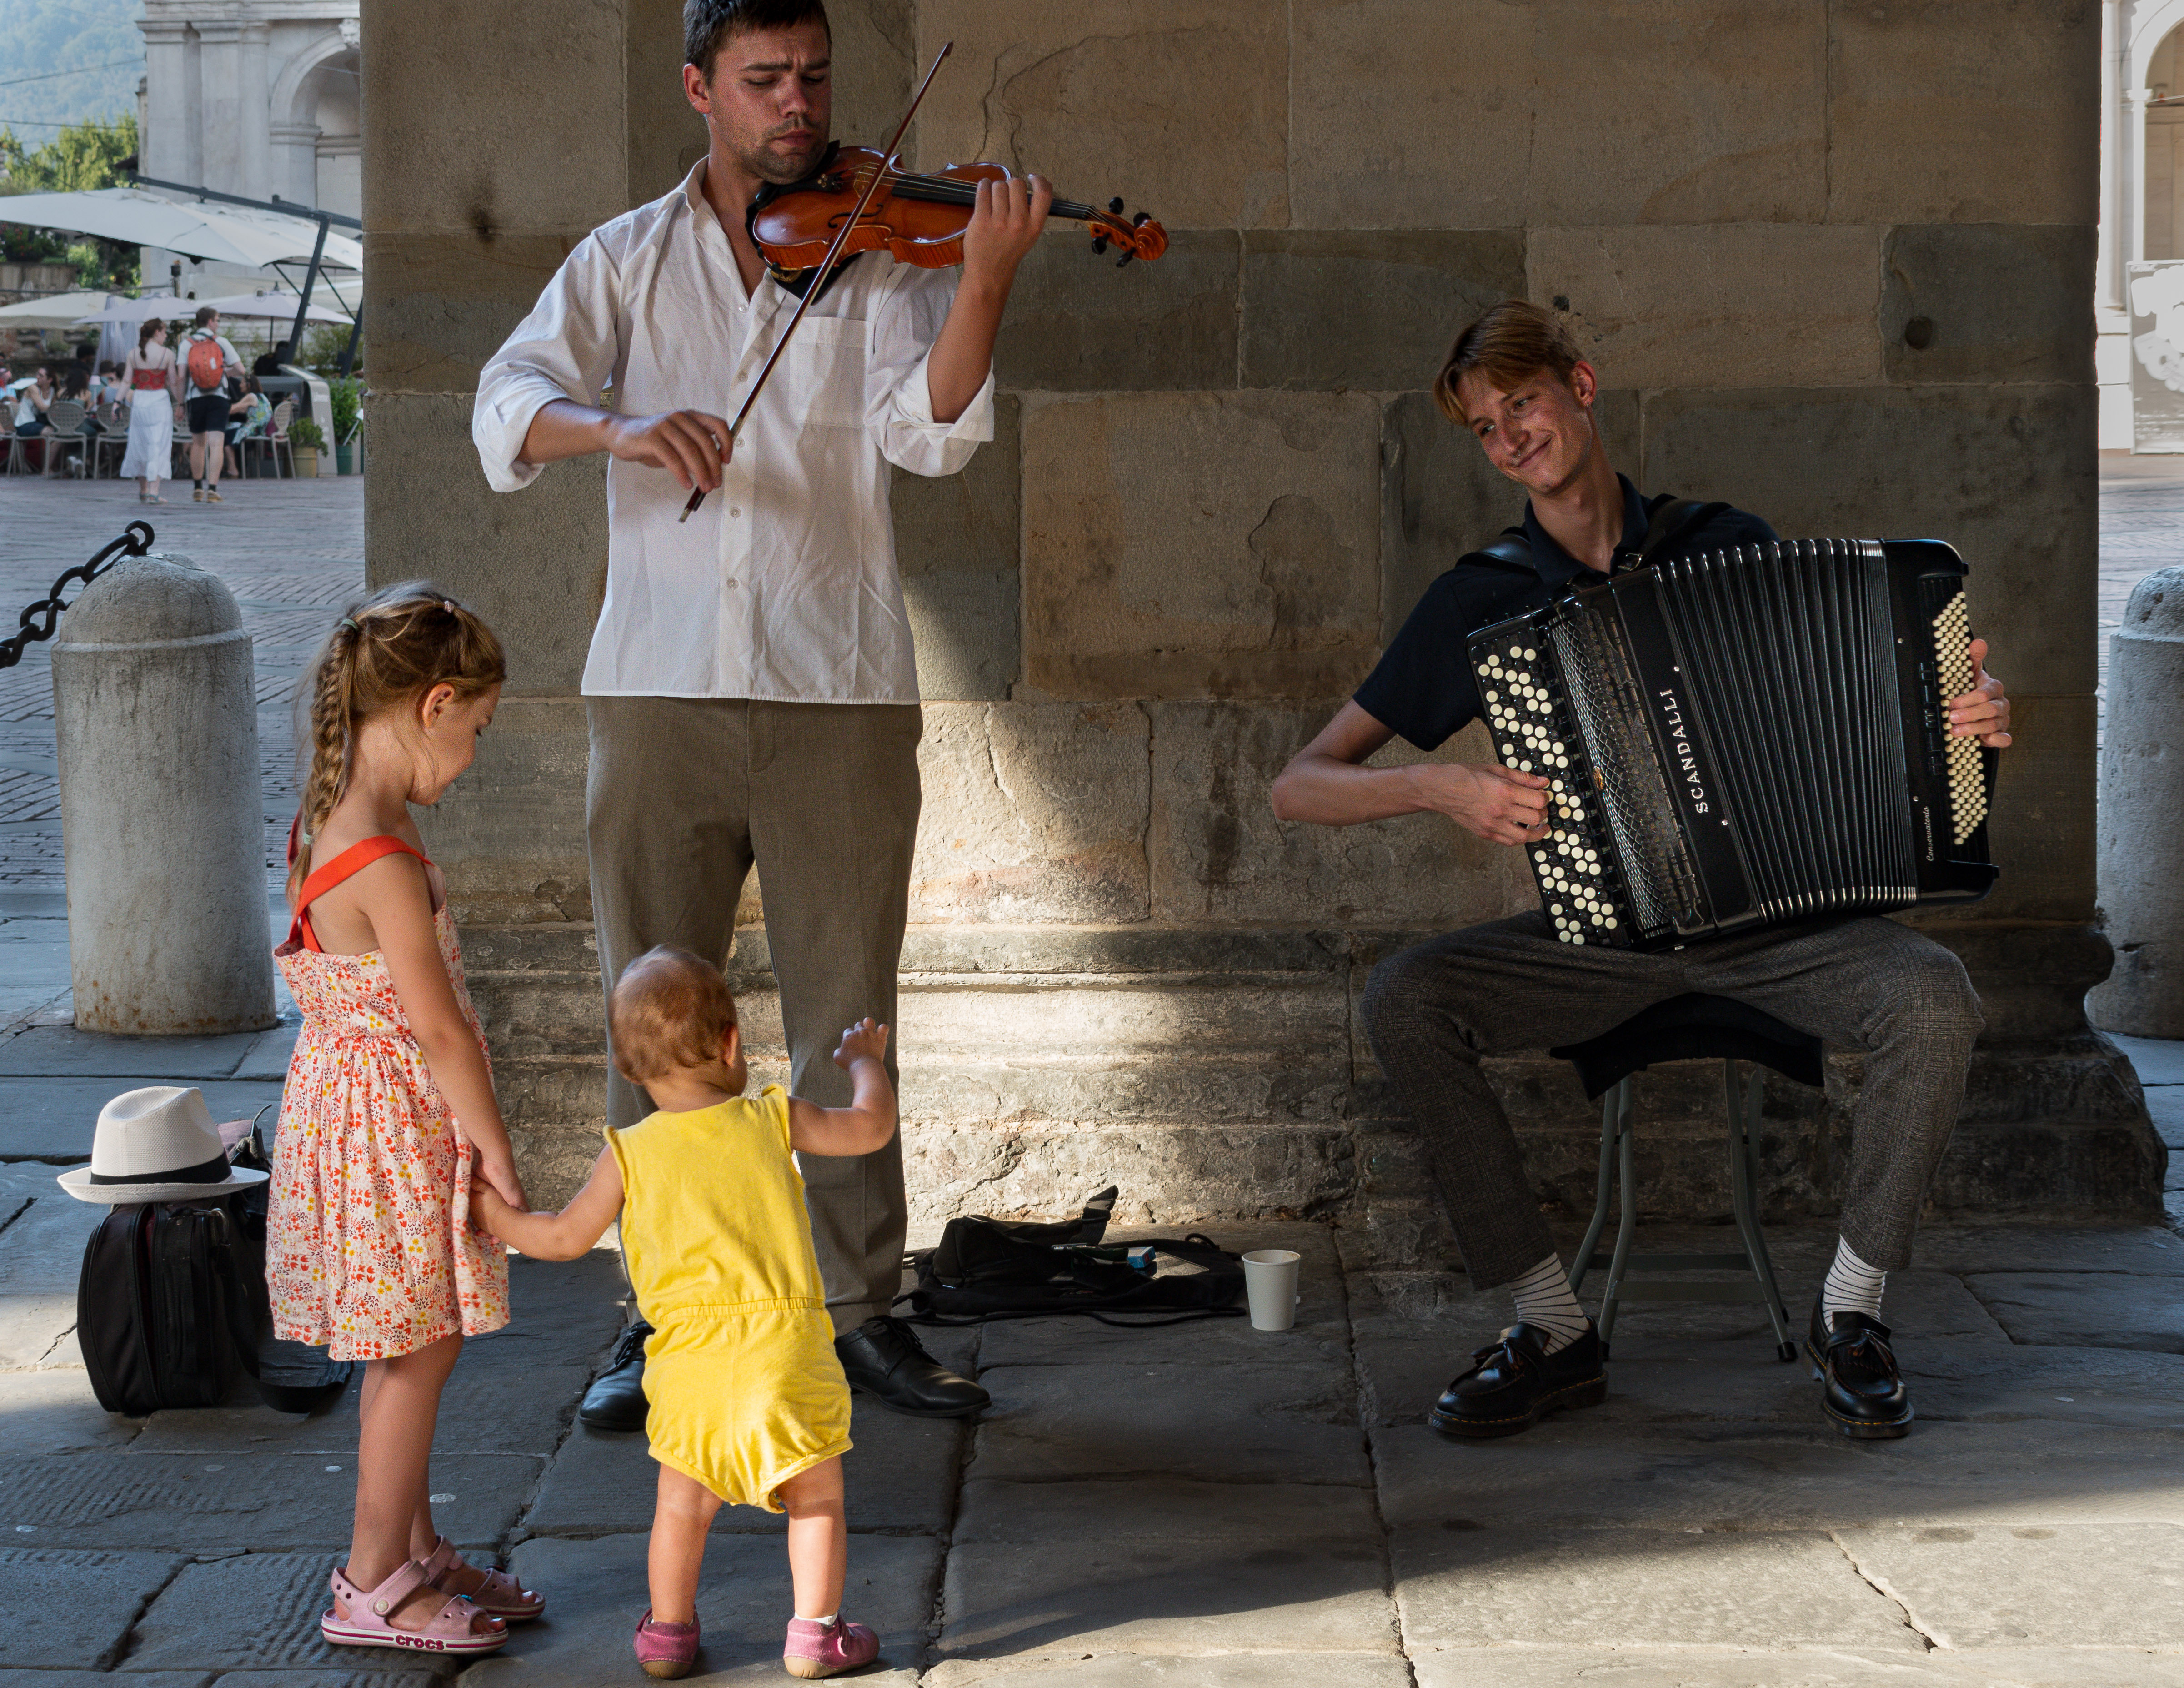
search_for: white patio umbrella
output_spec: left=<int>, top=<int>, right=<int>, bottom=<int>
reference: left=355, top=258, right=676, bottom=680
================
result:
left=66, top=295, right=189, bottom=326
left=0, top=291, right=137, bottom=329
left=0, top=187, right=362, bottom=271
left=183, top=290, right=351, bottom=325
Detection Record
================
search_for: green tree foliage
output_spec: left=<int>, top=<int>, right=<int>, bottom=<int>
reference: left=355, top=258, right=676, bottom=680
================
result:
left=0, top=111, right=139, bottom=289
left=0, top=0, right=142, bottom=133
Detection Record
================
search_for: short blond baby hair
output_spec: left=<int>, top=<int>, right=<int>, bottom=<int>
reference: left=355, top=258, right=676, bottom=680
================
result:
left=609, top=946, right=738, bottom=1083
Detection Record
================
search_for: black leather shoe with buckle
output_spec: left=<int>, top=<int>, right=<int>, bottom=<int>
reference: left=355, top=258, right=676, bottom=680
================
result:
left=1428, top=1320, right=1608, bottom=1440
left=835, top=1316, right=990, bottom=1419
left=578, top=1320, right=652, bottom=1432
left=1804, top=1298, right=1913, bottom=1440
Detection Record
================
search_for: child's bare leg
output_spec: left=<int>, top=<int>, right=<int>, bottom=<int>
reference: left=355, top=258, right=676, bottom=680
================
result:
left=778, top=1458, right=847, bottom=1619
left=342, top=1334, right=498, bottom=1636
left=649, top=1466, right=724, bottom=1624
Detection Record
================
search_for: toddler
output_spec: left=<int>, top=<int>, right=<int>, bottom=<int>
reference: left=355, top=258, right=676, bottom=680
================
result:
left=472, top=945, right=895, bottom=1680
left=268, top=584, right=541, bottom=1656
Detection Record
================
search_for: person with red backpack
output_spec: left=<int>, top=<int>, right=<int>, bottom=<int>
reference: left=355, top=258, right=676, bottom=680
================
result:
left=183, top=306, right=240, bottom=503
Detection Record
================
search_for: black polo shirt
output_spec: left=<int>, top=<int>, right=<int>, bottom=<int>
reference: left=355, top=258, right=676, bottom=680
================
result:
left=1353, top=475, right=1777, bottom=752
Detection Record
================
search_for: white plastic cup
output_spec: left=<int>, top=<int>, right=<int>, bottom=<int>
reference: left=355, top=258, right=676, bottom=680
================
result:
left=1242, top=1248, right=1302, bottom=1331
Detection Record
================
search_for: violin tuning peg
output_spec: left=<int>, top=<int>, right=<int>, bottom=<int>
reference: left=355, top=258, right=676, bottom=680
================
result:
left=1108, top=196, right=1124, bottom=214
left=1091, top=235, right=1110, bottom=255
left=1132, top=210, right=1150, bottom=226
left=1116, top=250, right=1135, bottom=269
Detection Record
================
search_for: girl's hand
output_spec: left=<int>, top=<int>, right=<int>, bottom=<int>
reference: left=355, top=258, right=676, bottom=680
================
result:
left=833, top=1017, right=890, bottom=1070
left=475, top=1152, right=527, bottom=1212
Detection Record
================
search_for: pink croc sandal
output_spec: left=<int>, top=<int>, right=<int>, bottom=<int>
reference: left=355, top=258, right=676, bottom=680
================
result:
left=321, top=1560, right=509, bottom=1656
left=636, top=1608, right=701, bottom=1678
left=784, top=1614, right=878, bottom=1678
left=422, top=1533, right=546, bottom=1621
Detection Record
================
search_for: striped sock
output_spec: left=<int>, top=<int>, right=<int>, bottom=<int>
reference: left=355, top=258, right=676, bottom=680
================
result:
left=1822, top=1236, right=1886, bottom=1322
left=1508, top=1253, right=1590, bottom=1354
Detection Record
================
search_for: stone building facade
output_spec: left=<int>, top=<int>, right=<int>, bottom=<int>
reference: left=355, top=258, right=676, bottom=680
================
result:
left=364, top=0, right=2160, bottom=1282
left=138, top=0, right=361, bottom=218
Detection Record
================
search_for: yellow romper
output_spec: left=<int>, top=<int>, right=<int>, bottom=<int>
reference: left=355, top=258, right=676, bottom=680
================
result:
left=607, top=1086, right=853, bottom=1510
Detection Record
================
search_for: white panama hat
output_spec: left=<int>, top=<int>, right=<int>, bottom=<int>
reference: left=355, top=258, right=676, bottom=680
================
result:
left=56, top=1085, right=270, bottom=1206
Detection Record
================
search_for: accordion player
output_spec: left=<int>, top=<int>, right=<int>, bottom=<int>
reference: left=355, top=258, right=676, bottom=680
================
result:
left=1468, top=537, right=1999, bottom=952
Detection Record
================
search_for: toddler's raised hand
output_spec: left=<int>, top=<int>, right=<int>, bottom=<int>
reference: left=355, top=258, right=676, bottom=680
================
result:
left=833, top=1016, right=890, bottom=1070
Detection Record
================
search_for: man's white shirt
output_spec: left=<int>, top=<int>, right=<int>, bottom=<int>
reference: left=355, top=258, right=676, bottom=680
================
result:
left=473, top=161, right=994, bottom=705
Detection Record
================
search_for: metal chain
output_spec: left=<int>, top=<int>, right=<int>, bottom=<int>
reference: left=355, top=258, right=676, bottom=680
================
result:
left=0, top=521, right=157, bottom=670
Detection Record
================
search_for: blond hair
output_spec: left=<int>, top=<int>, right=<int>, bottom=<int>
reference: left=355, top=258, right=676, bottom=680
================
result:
left=287, top=582, right=506, bottom=905
left=610, top=946, right=739, bottom=1083
left=1433, top=299, right=1584, bottom=424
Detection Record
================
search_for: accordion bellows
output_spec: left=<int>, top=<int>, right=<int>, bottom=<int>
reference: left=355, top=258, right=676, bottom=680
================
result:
left=1469, top=538, right=1998, bottom=951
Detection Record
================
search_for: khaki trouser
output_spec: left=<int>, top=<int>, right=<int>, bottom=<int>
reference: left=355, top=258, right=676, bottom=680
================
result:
left=586, top=696, right=922, bottom=1334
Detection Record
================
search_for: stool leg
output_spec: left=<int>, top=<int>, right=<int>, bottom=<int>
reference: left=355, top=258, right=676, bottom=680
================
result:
left=1569, top=1082, right=1621, bottom=1298
left=1723, top=1060, right=1796, bottom=1361
left=1599, top=1079, right=1638, bottom=1345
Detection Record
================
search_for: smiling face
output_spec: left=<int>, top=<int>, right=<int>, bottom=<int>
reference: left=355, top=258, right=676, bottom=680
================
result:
left=1454, top=361, right=1602, bottom=499
left=683, top=20, right=833, bottom=188
left=408, top=682, right=500, bottom=805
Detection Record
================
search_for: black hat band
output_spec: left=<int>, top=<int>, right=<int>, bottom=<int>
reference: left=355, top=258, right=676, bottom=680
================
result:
left=87, top=1152, right=233, bottom=1187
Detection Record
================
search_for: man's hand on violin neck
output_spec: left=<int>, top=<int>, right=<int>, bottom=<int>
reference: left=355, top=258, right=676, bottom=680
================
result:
left=960, top=169, right=1054, bottom=291
left=610, top=408, right=734, bottom=492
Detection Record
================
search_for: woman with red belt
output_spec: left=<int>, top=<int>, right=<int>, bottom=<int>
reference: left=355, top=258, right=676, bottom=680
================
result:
left=120, top=319, right=179, bottom=503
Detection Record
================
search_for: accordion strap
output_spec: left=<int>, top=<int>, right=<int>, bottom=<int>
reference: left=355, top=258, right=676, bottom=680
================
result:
left=1636, top=496, right=1731, bottom=563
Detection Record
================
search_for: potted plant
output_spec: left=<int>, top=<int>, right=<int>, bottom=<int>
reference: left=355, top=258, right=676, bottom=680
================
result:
left=328, top=377, right=361, bottom=474
left=286, top=416, right=325, bottom=478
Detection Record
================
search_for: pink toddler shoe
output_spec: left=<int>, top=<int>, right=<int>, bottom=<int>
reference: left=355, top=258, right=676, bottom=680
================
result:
left=634, top=1608, right=700, bottom=1679
left=783, top=1614, right=878, bottom=1678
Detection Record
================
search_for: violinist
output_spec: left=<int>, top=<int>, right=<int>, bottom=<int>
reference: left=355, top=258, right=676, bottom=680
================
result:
left=473, top=0, right=1044, bottom=1428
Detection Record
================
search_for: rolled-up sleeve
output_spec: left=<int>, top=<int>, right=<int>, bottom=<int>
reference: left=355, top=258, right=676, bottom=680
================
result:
left=865, top=263, right=992, bottom=477
left=473, top=235, right=622, bottom=493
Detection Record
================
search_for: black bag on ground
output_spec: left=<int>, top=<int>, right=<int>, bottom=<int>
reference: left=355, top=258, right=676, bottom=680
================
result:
left=77, top=1201, right=262, bottom=1415
left=898, top=1186, right=1247, bottom=1326
left=76, top=1111, right=356, bottom=1416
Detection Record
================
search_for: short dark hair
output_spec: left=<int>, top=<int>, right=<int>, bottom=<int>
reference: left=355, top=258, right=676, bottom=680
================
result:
left=193, top=305, right=217, bottom=328
left=1434, top=299, right=1584, bottom=424
left=684, top=0, right=829, bottom=78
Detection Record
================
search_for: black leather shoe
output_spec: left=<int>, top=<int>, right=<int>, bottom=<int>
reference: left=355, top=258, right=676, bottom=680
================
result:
left=835, top=1316, right=990, bottom=1419
left=578, top=1320, right=652, bottom=1432
left=1428, top=1321, right=1607, bottom=1440
left=1805, top=1298, right=1913, bottom=1440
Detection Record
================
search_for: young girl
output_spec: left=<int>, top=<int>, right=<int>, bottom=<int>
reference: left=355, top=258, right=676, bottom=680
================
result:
left=471, top=946, right=895, bottom=1680
left=266, top=583, right=541, bottom=1657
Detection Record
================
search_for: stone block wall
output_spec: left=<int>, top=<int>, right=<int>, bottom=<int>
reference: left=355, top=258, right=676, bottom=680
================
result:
left=362, top=0, right=2161, bottom=1271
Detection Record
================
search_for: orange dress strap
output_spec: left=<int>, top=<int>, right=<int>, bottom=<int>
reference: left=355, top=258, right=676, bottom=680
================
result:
left=288, top=835, right=432, bottom=953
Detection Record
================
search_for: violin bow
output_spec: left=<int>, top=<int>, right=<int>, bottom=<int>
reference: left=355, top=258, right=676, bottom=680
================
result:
left=680, top=40, right=955, bottom=522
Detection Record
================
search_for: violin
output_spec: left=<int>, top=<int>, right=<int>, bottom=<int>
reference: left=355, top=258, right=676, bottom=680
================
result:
left=750, top=144, right=1168, bottom=274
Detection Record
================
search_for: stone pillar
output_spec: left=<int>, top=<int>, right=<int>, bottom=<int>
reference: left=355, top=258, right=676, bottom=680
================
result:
left=238, top=23, right=272, bottom=203
left=137, top=20, right=193, bottom=185
left=50, top=556, right=277, bottom=1037
left=195, top=22, right=247, bottom=194
left=363, top=0, right=2161, bottom=1248
left=2090, top=566, right=2184, bottom=1035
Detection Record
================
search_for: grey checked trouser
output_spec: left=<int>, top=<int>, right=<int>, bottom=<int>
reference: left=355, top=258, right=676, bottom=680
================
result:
left=1359, top=913, right=1985, bottom=1291
left=586, top=696, right=923, bottom=1335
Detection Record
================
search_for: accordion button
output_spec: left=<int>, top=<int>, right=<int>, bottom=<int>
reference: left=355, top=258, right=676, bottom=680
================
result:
left=1606, top=917, right=1618, bottom=929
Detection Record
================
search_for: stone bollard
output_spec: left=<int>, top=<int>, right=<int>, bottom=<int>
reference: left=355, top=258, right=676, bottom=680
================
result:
left=2090, top=564, right=2184, bottom=1037
left=50, top=553, right=276, bottom=1034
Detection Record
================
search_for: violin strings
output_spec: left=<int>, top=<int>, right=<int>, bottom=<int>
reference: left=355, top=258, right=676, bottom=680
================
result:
left=841, top=165, right=1112, bottom=226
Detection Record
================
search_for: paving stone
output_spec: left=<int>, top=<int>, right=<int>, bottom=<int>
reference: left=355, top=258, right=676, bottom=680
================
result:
left=1370, top=1420, right=2184, bottom=1532
left=0, top=1169, right=109, bottom=1369
left=0, top=1452, right=536, bottom=1551
left=208, top=1674, right=444, bottom=1687
left=522, top=1399, right=963, bottom=1538
left=1409, top=1648, right=2184, bottom=1688
left=1964, top=1272, right=2184, bottom=1351
left=939, top=1537, right=1396, bottom=1660
left=124, top=1550, right=463, bottom=1676
left=0, top=1366, right=142, bottom=1452
left=0, top=1675, right=209, bottom=1687
left=228, top=1020, right=300, bottom=1081
left=925, top=1658, right=1413, bottom=1688
left=1908, top=1225, right=2184, bottom=1279
left=1834, top=1522, right=2184, bottom=1648
left=1392, top=1527, right=1919, bottom=1651
left=459, top=1531, right=934, bottom=1685
left=0, top=1547, right=185, bottom=1670
left=953, top=1476, right=1381, bottom=1545
left=0, top=1026, right=266, bottom=1078
left=0, top=1079, right=286, bottom=1162
left=2114, top=1035, right=2184, bottom=1086
left=967, top=1363, right=1369, bottom=1488
left=2148, top=1087, right=2184, bottom=1152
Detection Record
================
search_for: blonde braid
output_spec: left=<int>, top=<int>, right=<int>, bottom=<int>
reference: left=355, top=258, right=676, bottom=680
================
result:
left=286, top=619, right=363, bottom=907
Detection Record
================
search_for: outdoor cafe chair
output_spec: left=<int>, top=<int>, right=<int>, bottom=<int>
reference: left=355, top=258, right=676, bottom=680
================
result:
left=40, top=400, right=88, bottom=478
left=1553, top=992, right=1820, bottom=1361
left=0, top=410, right=27, bottom=477
left=246, top=399, right=296, bottom=480
left=93, top=403, right=131, bottom=479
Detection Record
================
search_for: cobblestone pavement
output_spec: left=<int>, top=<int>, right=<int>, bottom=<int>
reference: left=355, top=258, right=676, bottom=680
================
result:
left=1, top=463, right=2182, bottom=1684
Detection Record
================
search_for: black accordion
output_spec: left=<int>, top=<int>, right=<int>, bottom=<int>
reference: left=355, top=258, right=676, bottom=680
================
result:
left=1468, top=538, right=1998, bottom=951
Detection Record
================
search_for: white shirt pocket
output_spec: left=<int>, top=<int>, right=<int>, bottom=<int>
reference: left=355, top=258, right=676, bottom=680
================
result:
left=776, top=314, right=867, bottom=428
